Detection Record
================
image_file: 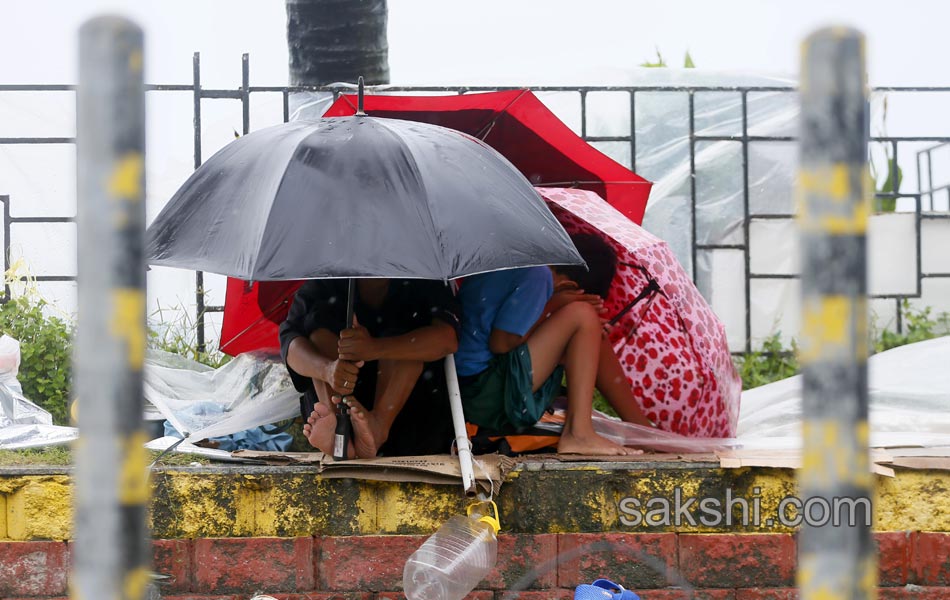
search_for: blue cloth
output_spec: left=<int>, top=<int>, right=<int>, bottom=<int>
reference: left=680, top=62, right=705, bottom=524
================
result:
left=455, top=267, right=553, bottom=377
left=163, top=406, right=294, bottom=452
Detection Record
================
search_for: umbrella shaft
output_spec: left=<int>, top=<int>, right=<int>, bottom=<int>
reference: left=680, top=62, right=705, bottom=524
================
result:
left=333, top=278, right=357, bottom=460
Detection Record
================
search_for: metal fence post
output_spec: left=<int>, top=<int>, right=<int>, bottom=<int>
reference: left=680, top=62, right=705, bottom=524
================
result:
left=74, top=16, right=149, bottom=600
left=798, top=27, right=875, bottom=599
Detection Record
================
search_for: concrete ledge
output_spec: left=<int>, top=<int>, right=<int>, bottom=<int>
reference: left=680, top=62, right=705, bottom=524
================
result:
left=0, top=459, right=948, bottom=540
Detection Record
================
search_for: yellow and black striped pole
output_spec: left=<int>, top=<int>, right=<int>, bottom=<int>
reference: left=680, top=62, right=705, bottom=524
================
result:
left=798, top=28, right=876, bottom=599
left=74, top=16, right=150, bottom=600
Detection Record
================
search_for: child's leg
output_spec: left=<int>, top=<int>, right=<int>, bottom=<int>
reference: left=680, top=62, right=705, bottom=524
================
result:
left=525, top=302, right=630, bottom=455
left=596, top=336, right=654, bottom=426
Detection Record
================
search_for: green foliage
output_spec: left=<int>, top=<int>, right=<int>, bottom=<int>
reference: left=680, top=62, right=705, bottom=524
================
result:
left=0, top=260, right=229, bottom=429
left=734, top=333, right=800, bottom=391
left=592, top=388, right=618, bottom=418
left=0, top=446, right=212, bottom=467
left=870, top=95, right=901, bottom=212
left=147, top=301, right=231, bottom=369
left=640, top=48, right=667, bottom=68
left=739, top=303, right=950, bottom=389
left=640, top=48, right=696, bottom=68
left=0, top=296, right=73, bottom=425
left=879, top=158, right=903, bottom=196
left=875, top=300, right=950, bottom=353
left=0, top=446, right=72, bottom=466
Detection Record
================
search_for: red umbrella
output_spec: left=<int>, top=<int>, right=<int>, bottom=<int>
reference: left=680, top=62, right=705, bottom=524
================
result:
left=221, top=90, right=653, bottom=357
left=220, top=278, right=301, bottom=356
left=541, top=187, right=741, bottom=437
left=323, top=89, right=652, bottom=224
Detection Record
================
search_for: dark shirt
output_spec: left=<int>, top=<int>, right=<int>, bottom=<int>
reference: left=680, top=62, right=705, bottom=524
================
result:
left=278, top=278, right=461, bottom=456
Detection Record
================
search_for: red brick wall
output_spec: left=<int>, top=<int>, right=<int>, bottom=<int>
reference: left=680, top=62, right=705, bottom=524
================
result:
left=2, top=532, right=949, bottom=599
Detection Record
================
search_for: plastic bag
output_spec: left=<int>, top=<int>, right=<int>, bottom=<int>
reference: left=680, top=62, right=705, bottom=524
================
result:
left=143, top=349, right=300, bottom=443
left=0, top=335, right=22, bottom=395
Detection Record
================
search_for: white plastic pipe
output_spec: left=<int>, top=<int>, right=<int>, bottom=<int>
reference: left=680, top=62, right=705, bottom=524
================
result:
left=444, top=353, right=477, bottom=496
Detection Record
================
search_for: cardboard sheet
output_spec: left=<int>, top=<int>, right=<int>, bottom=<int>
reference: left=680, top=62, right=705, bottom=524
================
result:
left=715, top=448, right=899, bottom=477
left=231, top=451, right=514, bottom=494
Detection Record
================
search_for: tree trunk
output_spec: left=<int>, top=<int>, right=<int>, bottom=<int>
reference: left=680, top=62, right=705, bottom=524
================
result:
left=286, top=0, right=390, bottom=86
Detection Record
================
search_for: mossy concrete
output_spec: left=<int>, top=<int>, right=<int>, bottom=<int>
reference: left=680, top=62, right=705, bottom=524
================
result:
left=0, top=461, right=946, bottom=540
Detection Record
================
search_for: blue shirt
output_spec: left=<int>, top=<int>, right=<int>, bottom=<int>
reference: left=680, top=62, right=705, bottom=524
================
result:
left=455, top=267, right=554, bottom=376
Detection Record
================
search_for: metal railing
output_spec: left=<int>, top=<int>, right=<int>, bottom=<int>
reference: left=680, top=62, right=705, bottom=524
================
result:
left=2, top=52, right=949, bottom=353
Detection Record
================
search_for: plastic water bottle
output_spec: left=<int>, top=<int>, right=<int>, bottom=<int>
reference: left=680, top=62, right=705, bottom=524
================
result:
left=403, top=501, right=500, bottom=600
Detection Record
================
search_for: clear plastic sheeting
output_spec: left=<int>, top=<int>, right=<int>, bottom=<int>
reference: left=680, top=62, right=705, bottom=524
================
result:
left=143, top=349, right=299, bottom=443
left=0, top=383, right=54, bottom=428
left=533, top=409, right=740, bottom=453
left=0, top=335, right=78, bottom=449
left=0, top=423, right=77, bottom=449
left=0, top=380, right=78, bottom=449
left=592, top=415, right=740, bottom=453
left=738, top=336, right=950, bottom=447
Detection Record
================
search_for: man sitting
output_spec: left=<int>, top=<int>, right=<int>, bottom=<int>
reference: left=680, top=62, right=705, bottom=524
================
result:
left=280, top=278, right=460, bottom=458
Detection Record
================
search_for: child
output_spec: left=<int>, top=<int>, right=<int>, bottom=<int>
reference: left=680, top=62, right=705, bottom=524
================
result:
left=455, top=233, right=650, bottom=456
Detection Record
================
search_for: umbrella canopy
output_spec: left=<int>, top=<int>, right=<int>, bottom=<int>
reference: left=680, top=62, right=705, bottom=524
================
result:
left=541, top=187, right=741, bottom=438
left=146, top=115, right=582, bottom=281
left=323, top=90, right=653, bottom=224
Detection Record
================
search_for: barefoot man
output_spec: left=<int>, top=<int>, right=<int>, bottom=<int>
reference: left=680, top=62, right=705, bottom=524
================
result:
left=280, top=279, right=461, bottom=458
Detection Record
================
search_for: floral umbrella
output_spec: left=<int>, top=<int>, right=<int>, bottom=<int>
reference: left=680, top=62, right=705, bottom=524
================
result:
left=540, top=187, right=741, bottom=437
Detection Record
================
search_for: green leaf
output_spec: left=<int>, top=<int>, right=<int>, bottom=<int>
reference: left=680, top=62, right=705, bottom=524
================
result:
left=640, top=48, right=667, bottom=68
left=880, top=157, right=902, bottom=195
left=684, top=51, right=696, bottom=68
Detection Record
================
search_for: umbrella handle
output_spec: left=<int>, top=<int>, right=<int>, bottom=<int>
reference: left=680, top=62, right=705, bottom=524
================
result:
left=356, top=76, right=365, bottom=116
left=333, top=278, right=358, bottom=461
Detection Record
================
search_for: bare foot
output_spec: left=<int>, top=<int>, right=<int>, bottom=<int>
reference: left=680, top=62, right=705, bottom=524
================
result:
left=345, top=397, right=381, bottom=459
left=303, top=402, right=336, bottom=454
left=558, top=430, right=632, bottom=456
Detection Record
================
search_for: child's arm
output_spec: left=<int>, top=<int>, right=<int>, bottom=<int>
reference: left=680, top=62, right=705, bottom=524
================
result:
left=488, top=287, right=606, bottom=354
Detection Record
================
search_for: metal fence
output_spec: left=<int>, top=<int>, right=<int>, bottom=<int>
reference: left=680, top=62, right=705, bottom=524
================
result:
left=2, top=52, right=949, bottom=353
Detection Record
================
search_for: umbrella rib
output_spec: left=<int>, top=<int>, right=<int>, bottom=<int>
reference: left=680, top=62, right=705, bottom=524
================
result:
left=220, top=296, right=292, bottom=352
left=245, top=127, right=318, bottom=280
left=473, top=89, right=531, bottom=141
left=377, top=119, right=451, bottom=279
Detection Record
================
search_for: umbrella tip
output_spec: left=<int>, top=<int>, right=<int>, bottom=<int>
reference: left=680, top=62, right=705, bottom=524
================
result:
left=356, top=76, right=365, bottom=116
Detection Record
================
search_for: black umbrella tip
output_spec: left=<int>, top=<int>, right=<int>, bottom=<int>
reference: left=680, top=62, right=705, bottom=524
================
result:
left=357, top=76, right=366, bottom=116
